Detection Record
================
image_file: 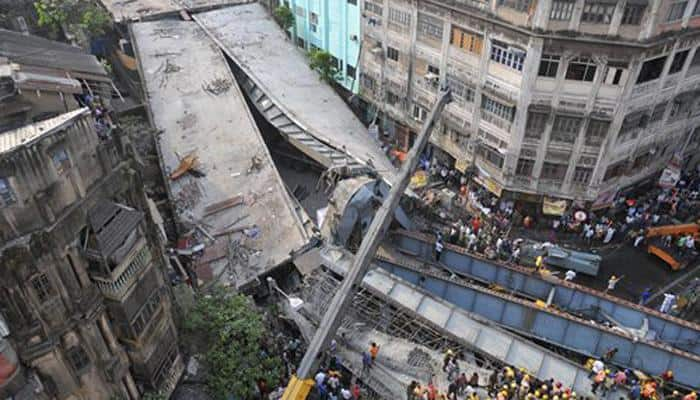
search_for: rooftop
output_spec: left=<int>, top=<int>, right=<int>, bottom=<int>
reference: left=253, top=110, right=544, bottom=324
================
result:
left=131, top=19, right=310, bottom=288
left=0, top=108, right=89, bottom=155
left=98, top=0, right=252, bottom=23
left=194, top=3, right=397, bottom=184
left=0, top=29, right=107, bottom=77
left=88, top=201, right=144, bottom=260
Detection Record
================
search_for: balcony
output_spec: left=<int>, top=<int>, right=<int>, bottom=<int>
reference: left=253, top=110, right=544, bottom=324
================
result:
left=480, top=112, right=512, bottom=134
left=630, top=80, right=660, bottom=98
left=537, top=178, right=564, bottom=194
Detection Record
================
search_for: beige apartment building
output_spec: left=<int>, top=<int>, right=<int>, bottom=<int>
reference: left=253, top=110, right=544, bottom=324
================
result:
left=358, top=0, right=700, bottom=207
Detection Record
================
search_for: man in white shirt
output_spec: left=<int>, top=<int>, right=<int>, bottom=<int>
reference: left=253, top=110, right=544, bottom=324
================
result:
left=565, top=270, right=577, bottom=281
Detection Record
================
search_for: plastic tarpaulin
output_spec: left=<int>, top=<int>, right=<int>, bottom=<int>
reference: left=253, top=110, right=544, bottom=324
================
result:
left=542, top=197, right=568, bottom=216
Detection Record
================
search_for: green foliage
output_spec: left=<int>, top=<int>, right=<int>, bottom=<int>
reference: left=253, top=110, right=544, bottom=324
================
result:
left=308, top=49, right=339, bottom=84
left=273, top=4, right=295, bottom=31
left=34, top=0, right=111, bottom=37
left=183, top=288, right=284, bottom=400
left=142, top=392, right=166, bottom=400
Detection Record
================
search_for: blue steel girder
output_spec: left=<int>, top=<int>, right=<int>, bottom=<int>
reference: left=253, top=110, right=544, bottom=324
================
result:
left=376, top=257, right=700, bottom=389
left=390, top=230, right=700, bottom=355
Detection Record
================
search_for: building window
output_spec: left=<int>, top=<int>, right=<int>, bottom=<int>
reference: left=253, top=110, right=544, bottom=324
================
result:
left=694, top=0, right=700, bottom=14
left=649, top=102, right=668, bottom=123
left=572, top=167, right=593, bottom=184
left=450, top=26, right=483, bottom=55
left=581, top=1, right=616, bottom=23
left=309, top=12, right=318, bottom=32
left=295, top=5, right=304, bottom=17
left=412, top=104, right=428, bottom=122
left=348, top=0, right=357, bottom=4
left=636, top=56, right=667, bottom=83
left=387, top=46, right=399, bottom=61
left=666, top=1, right=687, bottom=21
left=131, top=289, right=163, bottom=337
left=364, top=1, right=383, bottom=15
left=481, top=96, right=515, bottom=122
left=477, top=144, right=505, bottom=169
left=388, top=7, right=411, bottom=26
left=31, top=273, right=54, bottom=303
left=360, top=73, right=376, bottom=91
left=669, top=50, right=689, bottom=74
left=565, top=57, right=597, bottom=81
left=515, top=158, right=535, bottom=176
left=296, top=36, right=306, bottom=49
left=51, top=147, right=71, bottom=174
left=540, top=162, right=567, bottom=180
left=445, top=74, right=475, bottom=104
left=603, top=63, right=627, bottom=85
left=525, top=112, right=548, bottom=139
left=619, top=110, right=647, bottom=138
left=66, top=346, right=90, bottom=373
left=417, top=13, right=443, bottom=40
left=346, top=64, right=356, bottom=79
left=551, top=115, right=581, bottom=143
left=490, top=40, right=526, bottom=71
left=550, top=0, right=575, bottom=20
left=0, top=177, right=16, bottom=207
left=498, top=0, right=531, bottom=12
left=621, top=4, right=646, bottom=24
left=604, top=160, right=627, bottom=181
left=689, top=49, right=700, bottom=74
left=538, top=54, right=560, bottom=78
left=585, top=119, right=609, bottom=146
left=387, top=91, right=400, bottom=106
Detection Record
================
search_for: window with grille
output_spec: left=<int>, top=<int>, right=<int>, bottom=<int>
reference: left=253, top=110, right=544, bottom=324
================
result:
left=621, top=4, right=645, bottom=24
left=418, top=13, right=443, bottom=40
left=361, top=73, right=376, bottom=91
left=525, top=112, right=548, bottom=139
left=515, top=158, right=535, bottom=176
left=540, top=162, right=567, bottom=180
left=572, top=167, right=593, bottom=184
left=477, top=144, right=505, bottom=169
left=669, top=50, right=689, bottom=74
left=450, top=26, right=483, bottom=55
left=603, top=63, right=627, bottom=85
left=388, top=8, right=411, bottom=26
left=67, top=346, right=90, bottom=373
left=131, top=289, right=163, bottom=337
left=490, top=41, right=526, bottom=71
left=619, top=110, right=647, bottom=134
left=387, top=46, right=399, bottom=61
left=550, top=0, right=575, bottom=19
left=565, top=57, right=597, bottom=81
left=445, top=74, right=475, bottom=103
left=585, top=119, right=609, bottom=146
left=551, top=116, right=581, bottom=143
left=296, top=36, right=305, bottom=49
left=0, top=177, right=16, bottom=207
left=31, top=273, right=54, bottom=302
left=499, top=0, right=531, bottom=12
left=346, top=64, right=356, bottom=79
left=387, top=91, right=400, bottom=106
left=481, top=96, right=515, bottom=122
left=51, top=147, right=71, bottom=175
left=666, top=1, right=687, bottom=21
left=364, top=1, right=383, bottom=15
left=604, top=160, right=627, bottom=181
left=581, top=2, right=616, bottom=23
left=412, top=104, right=427, bottom=122
left=538, top=54, right=560, bottom=77
left=348, top=0, right=357, bottom=5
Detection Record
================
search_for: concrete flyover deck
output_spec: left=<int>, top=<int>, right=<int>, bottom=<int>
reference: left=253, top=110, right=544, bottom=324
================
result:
left=320, top=247, right=596, bottom=396
left=193, top=3, right=398, bottom=184
left=98, top=0, right=253, bottom=23
left=131, top=19, right=310, bottom=289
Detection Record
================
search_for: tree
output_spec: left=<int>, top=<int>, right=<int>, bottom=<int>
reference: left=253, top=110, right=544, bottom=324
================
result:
left=182, top=288, right=284, bottom=400
left=34, top=0, right=111, bottom=38
left=308, top=49, right=340, bottom=84
left=273, top=4, right=295, bottom=31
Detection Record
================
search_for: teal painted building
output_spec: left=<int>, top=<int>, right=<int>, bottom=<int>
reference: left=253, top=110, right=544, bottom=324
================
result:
left=282, top=0, right=361, bottom=93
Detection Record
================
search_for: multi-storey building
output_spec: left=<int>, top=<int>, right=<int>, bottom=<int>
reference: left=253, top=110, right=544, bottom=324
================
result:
left=266, top=0, right=362, bottom=92
left=358, top=0, right=700, bottom=207
left=0, top=108, right=183, bottom=399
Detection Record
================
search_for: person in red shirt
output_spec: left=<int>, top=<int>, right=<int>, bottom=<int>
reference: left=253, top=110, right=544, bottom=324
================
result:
left=471, top=217, right=480, bottom=234
left=352, top=382, right=361, bottom=399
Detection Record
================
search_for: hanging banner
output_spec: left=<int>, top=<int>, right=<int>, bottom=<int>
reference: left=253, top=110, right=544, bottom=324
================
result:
left=542, top=197, right=568, bottom=216
left=658, top=166, right=681, bottom=189
left=473, top=175, right=503, bottom=197
left=591, top=188, right=618, bottom=210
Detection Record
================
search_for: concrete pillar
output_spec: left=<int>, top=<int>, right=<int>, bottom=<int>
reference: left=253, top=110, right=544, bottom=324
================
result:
left=532, top=0, right=553, bottom=29
left=607, top=0, right=626, bottom=36
left=682, top=0, right=698, bottom=27
left=124, top=372, right=140, bottom=400
left=569, top=0, right=585, bottom=30
left=98, top=315, right=120, bottom=355
left=639, top=0, right=662, bottom=40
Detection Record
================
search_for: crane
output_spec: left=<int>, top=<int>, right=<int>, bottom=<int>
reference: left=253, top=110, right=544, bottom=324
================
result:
left=282, top=88, right=452, bottom=399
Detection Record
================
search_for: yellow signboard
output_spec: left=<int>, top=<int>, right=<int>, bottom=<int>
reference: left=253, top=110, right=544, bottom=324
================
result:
left=410, top=170, right=429, bottom=189
left=542, top=197, right=568, bottom=216
left=454, top=158, right=469, bottom=173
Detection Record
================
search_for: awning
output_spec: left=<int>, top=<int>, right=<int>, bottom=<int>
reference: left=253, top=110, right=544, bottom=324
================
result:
left=473, top=175, right=503, bottom=197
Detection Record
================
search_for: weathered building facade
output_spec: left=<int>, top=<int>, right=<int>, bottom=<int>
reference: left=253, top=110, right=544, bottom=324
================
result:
left=0, top=108, right=182, bottom=400
left=358, top=0, right=700, bottom=206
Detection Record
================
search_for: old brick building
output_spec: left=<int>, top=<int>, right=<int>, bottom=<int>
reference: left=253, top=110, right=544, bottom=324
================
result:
left=0, top=108, right=182, bottom=399
left=358, top=0, right=700, bottom=207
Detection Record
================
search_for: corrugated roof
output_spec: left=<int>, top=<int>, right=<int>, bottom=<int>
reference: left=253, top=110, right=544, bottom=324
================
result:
left=88, top=201, right=144, bottom=258
left=0, top=29, right=107, bottom=77
left=0, top=108, right=89, bottom=154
